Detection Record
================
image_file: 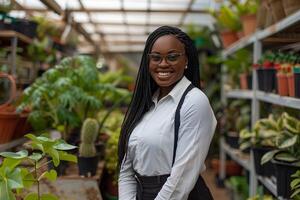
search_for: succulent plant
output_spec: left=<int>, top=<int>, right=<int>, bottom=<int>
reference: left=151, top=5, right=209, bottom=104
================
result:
left=79, top=118, right=99, bottom=157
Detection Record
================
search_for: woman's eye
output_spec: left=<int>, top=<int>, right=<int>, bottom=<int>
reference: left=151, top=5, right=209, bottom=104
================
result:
left=167, top=54, right=180, bottom=61
left=151, top=55, right=162, bottom=61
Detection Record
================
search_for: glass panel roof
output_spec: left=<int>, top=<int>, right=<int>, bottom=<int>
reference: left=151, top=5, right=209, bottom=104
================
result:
left=11, top=0, right=218, bottom=53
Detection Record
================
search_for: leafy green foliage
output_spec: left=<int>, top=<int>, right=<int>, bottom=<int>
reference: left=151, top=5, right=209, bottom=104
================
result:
left=261, top=113, right=300, bottom=165
left=18, top=55, right=131, bottom=140
left=0, top=134, right=77, bottom=200
left=291, top=170, right=300, bottom=199
left=239, top=114, right=279, bottom=150
left=211, top=5, right=242, bottom=31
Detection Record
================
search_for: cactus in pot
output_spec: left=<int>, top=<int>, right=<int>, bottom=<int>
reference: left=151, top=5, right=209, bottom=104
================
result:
left=78, top=118, right=100, bottom=176
left=79, top=118, right=99, bottom=157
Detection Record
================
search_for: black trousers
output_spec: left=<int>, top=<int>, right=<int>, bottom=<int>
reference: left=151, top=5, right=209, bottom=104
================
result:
left=134, top=173, right=214, bottom=200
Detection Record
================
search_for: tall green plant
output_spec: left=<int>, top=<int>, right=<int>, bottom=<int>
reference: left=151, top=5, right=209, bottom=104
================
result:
left=18, top=55, right=130, bottom=139
left=0, top=134, right=77, bottom=200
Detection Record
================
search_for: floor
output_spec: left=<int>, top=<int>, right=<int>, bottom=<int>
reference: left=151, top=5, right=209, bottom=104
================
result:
left=202, top=168, right=230, bottom=200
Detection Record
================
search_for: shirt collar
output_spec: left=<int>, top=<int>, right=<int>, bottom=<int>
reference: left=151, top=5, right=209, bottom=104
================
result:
left=152, top=76, right=192, bottom=105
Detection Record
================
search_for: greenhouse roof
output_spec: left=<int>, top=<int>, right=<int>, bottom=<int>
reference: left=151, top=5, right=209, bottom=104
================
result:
left=11, top=0, right=218, bottom=54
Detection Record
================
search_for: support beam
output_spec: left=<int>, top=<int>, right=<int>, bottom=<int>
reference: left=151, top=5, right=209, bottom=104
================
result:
left=39, top=0, right=97, bottom=53
left=12, top=8, right=209, bottom=14
left=40, top=0, right=63, bottom=15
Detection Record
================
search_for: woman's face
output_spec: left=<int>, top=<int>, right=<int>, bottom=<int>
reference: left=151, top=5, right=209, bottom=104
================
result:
left=149, top=35, right=187, bottom=90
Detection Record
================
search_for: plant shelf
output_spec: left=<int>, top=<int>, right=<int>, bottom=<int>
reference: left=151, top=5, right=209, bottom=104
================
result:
left=222, top=10, right=300, bottom=57
left=221, top=138, right=251, bottom=171
left=226, top=90, right=253, bottom=99
left=257, top=91, right=300, bottom=110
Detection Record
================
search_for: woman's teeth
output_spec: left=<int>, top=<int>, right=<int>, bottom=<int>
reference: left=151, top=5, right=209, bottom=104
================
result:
left=158, top=72, right=171, bottom=77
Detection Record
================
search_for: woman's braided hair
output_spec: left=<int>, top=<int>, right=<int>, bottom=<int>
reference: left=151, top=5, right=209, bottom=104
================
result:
left=118, top=26, right=200, bottom=167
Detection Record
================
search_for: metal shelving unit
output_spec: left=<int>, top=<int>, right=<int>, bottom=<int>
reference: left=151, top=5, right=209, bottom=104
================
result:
left=219, top=9, right=300, bottom=199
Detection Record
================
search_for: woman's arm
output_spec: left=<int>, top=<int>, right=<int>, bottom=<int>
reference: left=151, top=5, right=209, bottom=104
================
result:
left=155, top=92, right=217, bottom=200
left=119, top=150, right=137, bottom=200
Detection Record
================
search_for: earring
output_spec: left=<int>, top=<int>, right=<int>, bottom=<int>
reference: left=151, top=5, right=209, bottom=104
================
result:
left=185, top=65, right=188, bottom=69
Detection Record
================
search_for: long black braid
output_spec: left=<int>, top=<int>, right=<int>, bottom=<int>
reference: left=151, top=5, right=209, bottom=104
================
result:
left=118, top=26, right=200, bottom=167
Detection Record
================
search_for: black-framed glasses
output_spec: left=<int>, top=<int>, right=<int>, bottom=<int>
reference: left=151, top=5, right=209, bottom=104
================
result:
left=148, top=52, right=185, bottom=65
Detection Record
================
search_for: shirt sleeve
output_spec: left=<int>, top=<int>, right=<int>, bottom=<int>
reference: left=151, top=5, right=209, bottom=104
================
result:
left=155, top=94, right=217, bottom=200
left=118, top=149, right=137, bottom=200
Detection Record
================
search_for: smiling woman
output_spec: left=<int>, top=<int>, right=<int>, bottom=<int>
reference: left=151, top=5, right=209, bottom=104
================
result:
left=118, top=26, right=217, bottom=200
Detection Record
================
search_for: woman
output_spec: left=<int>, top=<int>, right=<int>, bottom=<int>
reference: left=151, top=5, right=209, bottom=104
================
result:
left=118, top=26, right=217, bottom=200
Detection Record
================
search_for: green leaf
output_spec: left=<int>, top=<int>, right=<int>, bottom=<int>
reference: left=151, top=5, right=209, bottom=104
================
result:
left=1, top=158, right=22, bottom=170
left=0, top=181, right=16, bottom=200
left=279, top=135, right=298, bottom=149
left=38, top=170, right=57, bottom=182
left=25, top=134, right=39, bottom=142
left=261, top=150, right=280, bottom=165
left=58, top=151, right=77, bottom=163
left=291, top=179, right=300, bottom=189
left=291, top=188, right=300, bottom=198
left=41, top=193, right=58, bottom=200
left=0, top=150, right=28, bottom=159
left=46, top=148, right=59, bottom=167
left=24, top=193, right=38, bottom=200
left=275, top=152, right=298, bottom=162
left=53, top=141, right=77, bottom=150
left=7, top=168, right=23, bottom=189
left=28, top=153, right=43, bottom=161
left=239, top=141, right=251, bottom=150
left=20, top=168, right=35, bottom=188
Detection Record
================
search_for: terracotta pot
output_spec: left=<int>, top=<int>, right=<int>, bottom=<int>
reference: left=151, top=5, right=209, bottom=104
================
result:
left=0, top=110, right=19, bottom=144
left=12, top=112, right=32, bottom=139
left=287, top=74, right=295, bottom=97
left=276, top=73, right=288, bottom=96
left=282, top=0, right=300, bottom=16
left=266, top=0, right=286, bottom=23
left=241, top=14, right=257, bottom=36
left=220, top=30, right=239, bottom=48
left=239, top=73, right=248, bottom=90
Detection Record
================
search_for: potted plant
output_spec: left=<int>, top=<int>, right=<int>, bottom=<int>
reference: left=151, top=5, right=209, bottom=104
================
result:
left=239, top=115, right=278, bottom=177
left=224, top=49, right=252, bottom=90
left=276, top=63, right=290, bottom=96
left=290, top=170, right=300, bottom=199
left=231, top=0, right=259, bottom=36
left=211, top=5, right=241, bottom=48
left=78, top=118, right=99, bottom=177
left=294, top=64, right=300, bottom=98
left=261, top=112, right=300, bottom=198
left=0, top=133, right=77, bottom=200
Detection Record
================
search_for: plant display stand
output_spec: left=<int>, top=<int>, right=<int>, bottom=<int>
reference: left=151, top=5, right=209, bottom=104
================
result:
left=220, top=9, right=300, bottom=199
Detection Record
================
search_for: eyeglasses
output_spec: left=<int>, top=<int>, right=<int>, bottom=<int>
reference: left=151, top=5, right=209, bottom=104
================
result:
left=148, top=52, right=185, bottom=65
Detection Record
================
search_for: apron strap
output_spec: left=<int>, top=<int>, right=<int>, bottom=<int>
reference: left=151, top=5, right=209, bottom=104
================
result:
left=172, top=84, right=195, bottom=166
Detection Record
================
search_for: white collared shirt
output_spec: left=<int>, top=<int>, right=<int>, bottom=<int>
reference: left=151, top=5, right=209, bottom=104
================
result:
left=119, top=76, right=217, bottom=200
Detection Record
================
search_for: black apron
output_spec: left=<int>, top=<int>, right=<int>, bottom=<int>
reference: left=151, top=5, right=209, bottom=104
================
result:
left=134, top=84, right=214, bottom=200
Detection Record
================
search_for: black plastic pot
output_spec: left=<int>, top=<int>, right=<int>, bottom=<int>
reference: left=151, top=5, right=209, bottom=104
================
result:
left=272, top=159, right=300, bottom=198
left=256, top=69, right=264, bottom=91
left=295, top=72, right=300, bottom=98
left=78, top=155, right=99, bottom=177
left=225, top=133, right=239, bottom=149
left=252, top=147, right=274, bottom=177
left=47, top=158, right=68, bottom=176
left=263, top=69, right=276, bottom=93
left=247, top=74, right=252, bottom=90
left=12, top=19, right=37, bottom=38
